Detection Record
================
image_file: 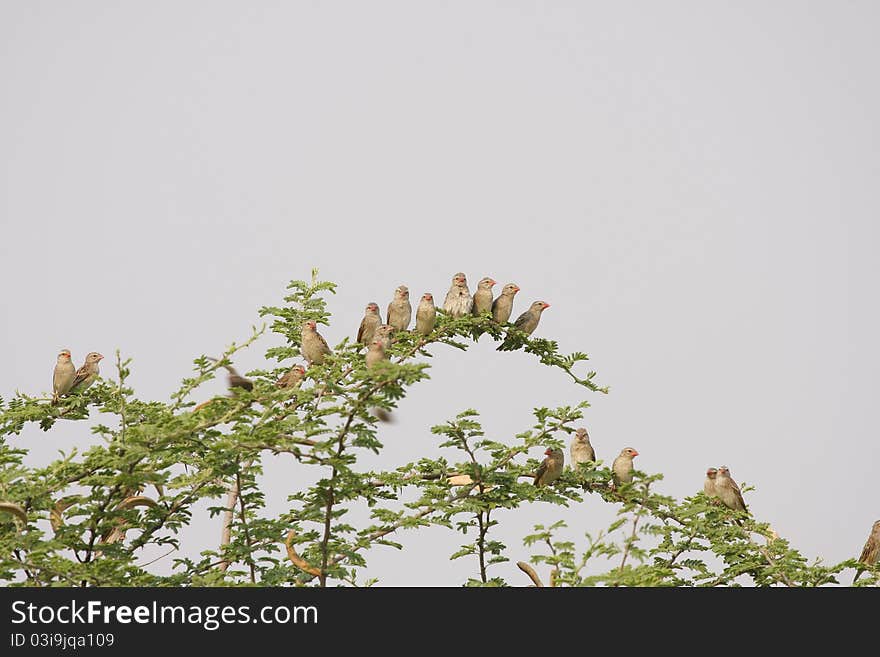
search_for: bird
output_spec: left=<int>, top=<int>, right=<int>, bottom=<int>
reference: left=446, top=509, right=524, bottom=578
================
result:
left=365, top=339, right=388, bottom=369
left=356, top=303, right=382, bottom=346
left=372, top=324, right=396, bottom=351
left=442, top=272, right=473, bottom=317
left=67, top=352, right=104, bottom=394
left=224, top=365, right=253, bottom=392
left=301, top=320, right=332, bottom=365
left=472, top=277, right=497, bottom=316
left=569, top=427, right=596, bottom=467
left=703, top=467, right=718, bottom=502
left=52, top=349, right=76, bottom=405
left=415, top=293, right=436, bottom=336
left=276, top=363, right=306, bottom=389
left=497, top=301, right=550, bottom=351
left=206, top=357, right=254, bottom=393
left=854, top=520, right=880, bottom=583
left=491, top=283, right=520, bottom=324
left=714, top=466, right=748, bottom=514
left=533, top=448, right=564, bottom=487
left=611, top=447, right=639, bottom=487
left=386, top=285, right=412, bottom=332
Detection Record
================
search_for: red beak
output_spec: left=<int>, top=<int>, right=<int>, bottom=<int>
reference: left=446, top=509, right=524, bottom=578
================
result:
left=541, top=302, right=550, bottom=309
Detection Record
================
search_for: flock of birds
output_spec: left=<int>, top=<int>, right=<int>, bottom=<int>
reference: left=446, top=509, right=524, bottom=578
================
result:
left=45, top=270, right=880, bottom=580
left=295, top=271, right=551, bottom=375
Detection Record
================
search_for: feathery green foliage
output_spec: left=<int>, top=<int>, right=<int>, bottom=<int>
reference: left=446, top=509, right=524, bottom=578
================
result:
left=0, top=270, right=874, bottom=587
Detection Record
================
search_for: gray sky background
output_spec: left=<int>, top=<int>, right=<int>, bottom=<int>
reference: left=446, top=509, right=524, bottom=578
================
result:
left=2, top=1, right=878, bottom=586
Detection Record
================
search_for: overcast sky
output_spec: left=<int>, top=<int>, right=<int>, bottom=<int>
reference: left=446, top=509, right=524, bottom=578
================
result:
left=2, top=1, right=878, bottom=586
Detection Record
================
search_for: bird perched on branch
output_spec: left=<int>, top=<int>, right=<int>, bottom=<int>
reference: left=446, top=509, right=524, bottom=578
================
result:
left=372, top=324, right=395, bottom=351
left=276, top=363, right=306, bottom=389
left=472, top=277, right=496, bottom=316
left=206, top=357, right=254, bottom=393
left=68, top=352, right=104, bottom=394
left=611, top=447, right=639, bottom=488
left=301, top=320, right=332, bottom=365
left=703, top=467, right=719, bottom=502
left=497, top=301, right=550, bottom=351
left=52, top=349, right=76, bottom=405
left=714, top=466, right=747, bottom=516
left=442, top=272, right=473, bottom=318
left=854, top=520, right=880, bottom=583
left=415, top=293, right=436, bottom=336
left=534, top=448, right=564, bottom=487
left=365, top=339, right=388, bottom=369
left=470, top=277, right=497, bottom=339
left=569, top=428, right=596, bottom=467
left=386, top=285, right=412, bottom=332
left=491, top=283, right=520, bottom=324
left=356, top=303, right=381, bottom=346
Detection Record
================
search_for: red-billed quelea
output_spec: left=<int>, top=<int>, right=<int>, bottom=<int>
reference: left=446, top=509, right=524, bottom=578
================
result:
left=569, top=428, right=596, bottom=467
left=276, top=364, right=306, bottom=389
left=415, top=293, right=436, bottom=336
left=533, top=448, right=564, bottom=487
left=224, top=365, right=253, bottom=392
left=472, top=277, right=497, bottom=316
left=703, top=467, right=718, bottom=502
left=611, top=447, right=639, bottom=488
left=372, top=324, right=395, bottom=351
left=854, top=520, right=880, bottom=583
left=68, top=352, right=104, bottom=394
left=301, top=320, right=332, bottom=365
left=714, top=466, right=747, bottom=514
left=206, top=357, right=254, bottom=393
left=356, top=303, right=382, bottom=346
left=442, top=272, right=473, bottom=317
left=365, top=339, right=388, bottom=369
left=386, top=285, right=412, bottom=332
left=52, top=349, right=76, bottom=405
left=491, top=283, right=520, bottom=324
left=497, top=301, right=550, bottom=350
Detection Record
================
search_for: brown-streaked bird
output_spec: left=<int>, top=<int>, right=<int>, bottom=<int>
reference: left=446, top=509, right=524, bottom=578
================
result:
left=497, top=301, right=550, bottom=351
left=365, top=339, right=388, bottom=369
left=472, top=277, right=497, bottom=316
left=68, top=352, right=104, bottom=394
left=52, top=349, right=76, bottom=404
left=534, top=448, right=564, bottom=487
left=372, top=324, right=395, bottom=351
left=356, top=302, right=382, bottom=346
left=714, top=466, right=747, bottom=514
left=703, top=467, right=719, bottom=502
left=611, top=447, right=639, bottom=487
left=276, top=363, right=306, bottom=389
left=301, top=320, right=332, bottom=365
left=569, top=428, right=596, bottom=467
left=415, top=293, right=436, bottom=336
left=491, top=283, right=520, bottom=324
left=854, top=520, right=880, bottom=583
left=386, top=285, right=412, bottom=332
left=442, top=272, right=473, bottom=317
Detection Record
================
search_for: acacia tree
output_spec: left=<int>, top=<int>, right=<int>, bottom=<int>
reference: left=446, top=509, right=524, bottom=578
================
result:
left=0, top=271, right=874, bottom=587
